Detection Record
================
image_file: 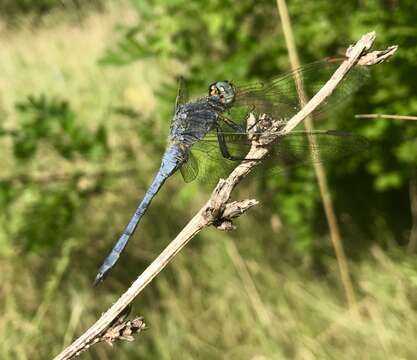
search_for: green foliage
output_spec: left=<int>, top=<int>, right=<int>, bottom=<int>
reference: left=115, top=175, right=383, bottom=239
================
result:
left=0, top=93, right=110, bottom=253
left=101, top=0, right=284, bottom=83
left=1, top=2, right=417, bottom=358
left=13, top=94, right=108, bottom=161
left=18, top=187, right=81, bottom=252
left=0, top=0, right=64, bottom=15
left=0, top=0, right=105, bottom=20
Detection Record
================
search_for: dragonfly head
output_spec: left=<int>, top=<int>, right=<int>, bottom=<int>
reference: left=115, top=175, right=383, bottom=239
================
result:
left=208, top=80, right=235, bottom=106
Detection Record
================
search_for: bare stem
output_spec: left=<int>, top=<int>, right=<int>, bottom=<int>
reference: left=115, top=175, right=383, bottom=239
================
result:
left=356, top=114, right=417, bottom=121
left=53, top=32, right=396, bottom=360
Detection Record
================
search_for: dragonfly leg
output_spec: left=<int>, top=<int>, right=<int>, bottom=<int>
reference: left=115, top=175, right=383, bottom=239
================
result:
left=243, top=105, right=264, bottom=132
left=221, top=107, right=263, bottom=132
left=246, top=116, right=262, bottom=131
left=216, top=126, right=266, bottom=162
left=220, top=115, right=246, bottom=132
left=216, top=127, right=246, bottom=161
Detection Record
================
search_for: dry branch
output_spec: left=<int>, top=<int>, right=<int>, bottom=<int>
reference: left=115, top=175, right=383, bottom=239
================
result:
left=356, top=114, right=417, bottom=121
left=53, top=32, right=397, bottom=360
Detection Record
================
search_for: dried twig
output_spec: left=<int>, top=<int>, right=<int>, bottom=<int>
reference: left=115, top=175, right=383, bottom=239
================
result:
left=53, top=32, right=397, bottom=360
left=69, top=307, right=147, bottom=359
left=356, top=114, right=417, bottom=121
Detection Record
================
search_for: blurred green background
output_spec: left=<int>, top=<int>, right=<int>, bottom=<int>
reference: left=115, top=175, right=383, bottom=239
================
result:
left=1, top=0, right=417, bottom=359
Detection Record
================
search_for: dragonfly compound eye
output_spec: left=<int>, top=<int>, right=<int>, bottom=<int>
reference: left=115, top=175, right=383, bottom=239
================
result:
left=211, top=81, right=235, bottom=105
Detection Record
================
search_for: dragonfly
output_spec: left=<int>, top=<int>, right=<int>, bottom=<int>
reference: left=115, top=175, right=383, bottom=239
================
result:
left=93, top=57, right=369, bottom=286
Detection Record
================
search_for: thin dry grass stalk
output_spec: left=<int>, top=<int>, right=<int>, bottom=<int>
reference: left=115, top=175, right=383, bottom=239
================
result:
left=53, top=32, right=397, bottom=360
left=356, top=114, right=417, bottom=121
left=276, top=0, right=358, bottom=317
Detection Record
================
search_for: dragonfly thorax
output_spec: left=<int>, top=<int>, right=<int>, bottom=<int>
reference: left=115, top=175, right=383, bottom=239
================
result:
left=208, top=80, right=235, bottom=106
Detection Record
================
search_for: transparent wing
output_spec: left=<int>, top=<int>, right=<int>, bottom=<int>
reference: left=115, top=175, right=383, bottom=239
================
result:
left=175, top=78, right=201, bottom=183
left=180, top=150, right=199, bottom=183
left=175, top=76, right=189, bottom=108
left=231, top=58, right=370, bottom=122
left=191, top=130, right=369, bottom=182
left=268, top=130, right=368, bottom=166
left=178, top=58, right=368, bottom=141
left=190, top=138, right=238, bottom=184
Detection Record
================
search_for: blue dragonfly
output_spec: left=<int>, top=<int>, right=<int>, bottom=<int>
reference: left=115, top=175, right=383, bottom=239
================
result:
left=93, top=58, right=369, bottom=285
